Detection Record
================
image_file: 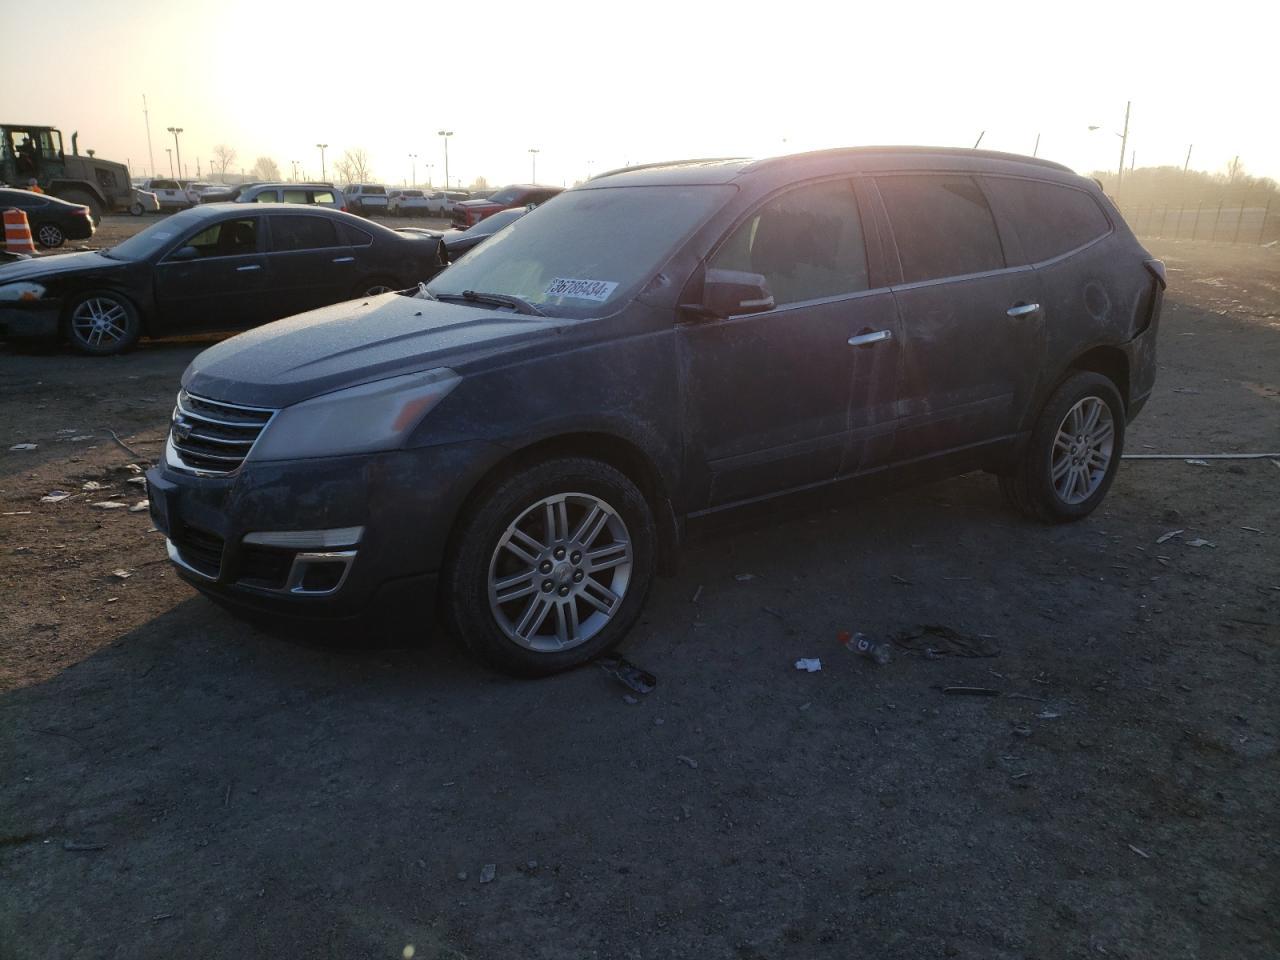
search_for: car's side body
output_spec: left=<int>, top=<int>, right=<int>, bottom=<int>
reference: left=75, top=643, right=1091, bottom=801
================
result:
left=144, top=148, right=1161, bottom=644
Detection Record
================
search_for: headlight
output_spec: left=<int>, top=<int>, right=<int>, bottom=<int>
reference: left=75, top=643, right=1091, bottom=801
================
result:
left=0, top=283, right=45, bottom=302
left=247, top=368, right=461, bottom=462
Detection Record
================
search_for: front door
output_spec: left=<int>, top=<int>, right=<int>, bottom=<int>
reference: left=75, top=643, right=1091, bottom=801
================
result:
left=874, top=174, right=1045, bottom=461
left=678, top=178, right=900, bottom=509
left=152, top=215, right=268, bottom=332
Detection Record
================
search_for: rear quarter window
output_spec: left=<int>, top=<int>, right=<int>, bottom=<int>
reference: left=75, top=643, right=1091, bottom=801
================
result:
left=877, top=175, right=1006, bottom=283
left=983, top=177, right=1112, bottom=263
left=342, top=223, right=374, bottom=246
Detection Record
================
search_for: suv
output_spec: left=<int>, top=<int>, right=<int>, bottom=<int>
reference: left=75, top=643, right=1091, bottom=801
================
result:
left=148, top=147, right=1164, bottom=677
left=345, top=183, right=389, bottom=216
left=451, top=184, right=561, bottom=227
left=388, top=188, right=430, bottom=216
left=425, top=190, right=470, bottom=216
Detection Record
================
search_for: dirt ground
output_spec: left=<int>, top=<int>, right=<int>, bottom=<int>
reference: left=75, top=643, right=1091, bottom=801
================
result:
left=1, top=230, right=1277, bottom=959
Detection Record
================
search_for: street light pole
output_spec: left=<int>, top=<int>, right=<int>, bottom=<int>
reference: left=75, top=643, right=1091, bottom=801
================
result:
left=166, top=126, right=184, bottom=180
left=529, top=147, right=540, bottom=183
left=437, top=130, right=453, bottom=192
left=1117, top=100, right=1130, bottom=189
left=165, top=147, right=173, bottom=178
left=409, top=153, right=418, bottom=188
left=291, top=159, right=299, bottom=181
left=316, top=143, right=328, bottom=181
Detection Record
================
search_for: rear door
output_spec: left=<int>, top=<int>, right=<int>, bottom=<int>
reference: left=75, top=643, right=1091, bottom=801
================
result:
left=874, top=173, right=1044, bottom=461
left=678, top=178, right=900, bottom=508
left=263, top=213, right=351, bottom=315
left=152, top=215, right=268, bottom=332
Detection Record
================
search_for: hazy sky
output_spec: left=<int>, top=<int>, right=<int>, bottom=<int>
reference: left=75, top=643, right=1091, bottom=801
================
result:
left=5, top=0, right=1278, bottom=187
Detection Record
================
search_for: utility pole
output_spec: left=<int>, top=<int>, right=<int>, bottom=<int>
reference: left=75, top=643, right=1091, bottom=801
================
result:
left=142, top=94, right=155, bottom=177
left=1032, top=132, right=1041, bottom=157
left=1183, top=144, right=1193, bottom=172
left=529, top=147, right=540, bottom=182
left=438, top=130, right=453, bottom=193
left=1116, top=100, right=1130, bottom=189
left=973, top=130, right=985, bottom=149
left=316, top=143, right=328, bottom=180
left=291, top=159, right=299, bottom=181
left=409, top=153, right=417, bottom=188
left=166, top=127, right=184, bottom=182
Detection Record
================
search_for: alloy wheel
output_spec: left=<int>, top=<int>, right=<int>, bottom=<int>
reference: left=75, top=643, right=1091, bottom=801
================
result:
left=37, top=224, right=64, bottom=247
left=1050, top=396, right=1114, bottom=505
left=70, top=297, right=131, bottom=350
left=487, top=492, right=633, bottom=652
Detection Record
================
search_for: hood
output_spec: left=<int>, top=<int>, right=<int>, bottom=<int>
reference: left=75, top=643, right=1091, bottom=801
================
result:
left=456, top=198, right=499, bottom=209
left=0, top=250, right=125, bottom=284
left=183, top=293, right=564, bottom=408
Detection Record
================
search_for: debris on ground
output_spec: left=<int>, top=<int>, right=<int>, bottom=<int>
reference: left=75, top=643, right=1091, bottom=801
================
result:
left=1184, top=459, right=1211, bottom=466
left=838, top=630, right=892, bottom=665
left=1155, top=529, right=1184, bottom=544
left=596, top=655, right=656, bottom=695
left=690, top=585, right=703, bottom=603
left=479, top=864, right=496, bottom=884
left=129, top=500, right=149, bottom=513
left=1239, top=526, right=1263, bottom=533
left=91, top=501, right=128, bottom=510
left=82, top=481, right=106, bottom=491
left=2, top=510, right=31, bottom=516
left=1127, top=843, right=1152, bottom=859
left=734, top=573, right=757, bottom=582
left=676, top=755, right=699, bottom=769
left=110, top=569, right=132, bottom=579
left=892, top=624, right=1000, bottom=658
left=1036, top=710, right=1062, bottom=720
left=127, top=476, right=148, bottom=486
left=9, top=443, right=37, bottom=451
left=1185, top=538, right=1216, bottom=548
left=794, top=658, right=822, bottom=672
left=40, top=491, right=71, bottom=503
left=940, top=686, right=1000, bottom=696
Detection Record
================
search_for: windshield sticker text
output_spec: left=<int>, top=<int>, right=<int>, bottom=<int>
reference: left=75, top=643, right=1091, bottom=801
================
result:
left=545, top=277, right=618, bottom=302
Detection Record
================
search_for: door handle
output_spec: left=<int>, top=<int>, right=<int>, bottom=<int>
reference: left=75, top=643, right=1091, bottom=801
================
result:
left=1007, top=302, right=1041, bottom=318
left=332, top=256, right=355, bottom=263
left=848, top=329, right=892, bottom=347
left=236, top=264, right=262, bottom=272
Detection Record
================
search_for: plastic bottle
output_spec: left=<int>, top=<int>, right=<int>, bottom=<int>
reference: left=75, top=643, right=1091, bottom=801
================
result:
left=838, top=630, right=891, bottom=665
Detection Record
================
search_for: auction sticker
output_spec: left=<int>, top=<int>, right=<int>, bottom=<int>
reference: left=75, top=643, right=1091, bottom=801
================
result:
left=544, top=277, right=618, bottom=302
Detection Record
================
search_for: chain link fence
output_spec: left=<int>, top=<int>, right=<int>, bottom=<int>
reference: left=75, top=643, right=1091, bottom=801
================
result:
left=1115, top=197, right=1277, bottom=245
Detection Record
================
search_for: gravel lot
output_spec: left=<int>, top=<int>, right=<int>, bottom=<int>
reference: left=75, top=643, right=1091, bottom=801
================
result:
left=1, top=230, right=1277, bottom=959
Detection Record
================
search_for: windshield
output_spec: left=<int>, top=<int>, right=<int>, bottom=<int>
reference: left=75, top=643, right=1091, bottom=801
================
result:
left=428, top=184, right=734, bottom=318
left=461, top=207, right=525, bottom=236
left=101, top=210, right=206, bottom=259
left=487, top=188, right=521, bottom=205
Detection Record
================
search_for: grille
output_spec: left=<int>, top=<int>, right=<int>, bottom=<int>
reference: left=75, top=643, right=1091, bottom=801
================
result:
left=173, top=524, right=224, bottom=578
left=169, top=390, right=275, bottom=476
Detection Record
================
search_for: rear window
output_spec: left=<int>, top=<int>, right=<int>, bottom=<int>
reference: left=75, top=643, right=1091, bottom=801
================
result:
left=983, top=177, right=1112, bottom=263
left=361, top=185, right=386, bottom=196
left=312, top=191, right=335, bottom=205
left=403, top=190, right=423, bottom=198
left=877, top=175, right=1006, bottom=283
left=269, top=215, right=340, bottom=251
left=151, top=180, right=179, bottom=190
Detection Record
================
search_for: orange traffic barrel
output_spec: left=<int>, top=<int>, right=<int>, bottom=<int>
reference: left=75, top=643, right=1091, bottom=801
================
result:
left=4, top=208, right=37, bottom=254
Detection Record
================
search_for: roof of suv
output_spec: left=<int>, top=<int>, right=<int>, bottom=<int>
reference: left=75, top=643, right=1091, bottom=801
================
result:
left=586, top=147, right=1078, bottom=188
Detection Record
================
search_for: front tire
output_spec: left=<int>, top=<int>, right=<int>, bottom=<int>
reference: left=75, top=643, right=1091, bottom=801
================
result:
left=64, top=291, right=142, bottom=356
left=443, top=457, right=657, bottom=676
left=35, top=222, right=65, bottom=248
left=1000, top=371, right=1125, bottom=522
left=129, top=201, right=144, bottom=216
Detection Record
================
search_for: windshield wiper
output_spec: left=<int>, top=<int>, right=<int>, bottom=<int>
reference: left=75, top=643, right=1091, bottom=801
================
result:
left=434, top=289, right=544, bottom=316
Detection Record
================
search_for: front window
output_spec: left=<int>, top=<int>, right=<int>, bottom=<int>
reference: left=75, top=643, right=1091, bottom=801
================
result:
left=428, top=184, right=735, bottom=318
left=487, top=187, right=521, bottom=205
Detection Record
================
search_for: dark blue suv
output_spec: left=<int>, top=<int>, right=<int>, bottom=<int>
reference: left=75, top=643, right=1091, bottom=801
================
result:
left=147, top=147, right=1165, bottom=675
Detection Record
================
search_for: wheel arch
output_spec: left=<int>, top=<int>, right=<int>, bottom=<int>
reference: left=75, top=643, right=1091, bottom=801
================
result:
left=443, top=430, right=682, bottom=577
left=1067, top=345, right=1130, bottom=410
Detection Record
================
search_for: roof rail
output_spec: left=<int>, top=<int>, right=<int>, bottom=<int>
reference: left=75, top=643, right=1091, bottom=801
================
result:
left=747, top=145, right=1075, bottom=174
left=590, top=157, right=748, bottom=181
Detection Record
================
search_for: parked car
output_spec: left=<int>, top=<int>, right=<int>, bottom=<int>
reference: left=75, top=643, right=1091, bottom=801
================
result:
left=198, top=183, right=347, bottom=210
left=129, top=188, right=161, bottom=216
left=437, top=205, right=531, bottom=260
left=144, top=147, right=1163, bottom=677
left=138, top=178, right=199, bottom=209
left=388, top=189, right=431, bottom=216
left=0, top=188, right=95, bottom=248
left=451, top=184, right=561, bottom=228
left=425, top=190, right=470, bottom=216
left=0, top=203, right=446, bottom=354
left=344, top=184, right=389, bottom=216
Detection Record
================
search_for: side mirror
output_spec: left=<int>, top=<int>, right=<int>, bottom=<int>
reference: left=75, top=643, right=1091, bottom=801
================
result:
left=168, top=245, right=199, bottom=262
left=691, top=267, right=775, bottom=320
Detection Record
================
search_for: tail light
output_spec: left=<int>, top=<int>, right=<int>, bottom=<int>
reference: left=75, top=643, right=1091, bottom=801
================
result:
left=73, top=207, right=91, bottom=217
left=341, top=205, right=348, bottom=212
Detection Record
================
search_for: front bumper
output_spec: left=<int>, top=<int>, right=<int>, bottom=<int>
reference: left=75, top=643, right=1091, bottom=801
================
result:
left=0, top=301, right=60, bottom=339
left=146, top=439, right=506, bottom=628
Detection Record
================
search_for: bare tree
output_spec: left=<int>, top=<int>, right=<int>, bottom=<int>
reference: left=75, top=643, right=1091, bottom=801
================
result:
left=469, top=175, right=489, bottom=190
left=212, top=144, right=237, bottom=182
left=334, top=147, right=372, bottom=184
left=249, top=156, right=281, bottom=181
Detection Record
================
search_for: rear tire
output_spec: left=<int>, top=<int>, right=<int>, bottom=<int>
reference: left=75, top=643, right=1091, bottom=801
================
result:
left=35, top=222, right=65, bottom=248
left=443, top=457, right=657, bottom=677
left=129, top=201, right=145, bottom=216
left=1001, top=371, right=1125, bottom=523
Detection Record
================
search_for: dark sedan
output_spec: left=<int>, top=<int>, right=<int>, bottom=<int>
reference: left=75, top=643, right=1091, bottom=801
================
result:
left=397, top=205, right=532, bottom=262
left=0, top=204, right=446, bottom=355
left=0, top=188, right=95, bottom=248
